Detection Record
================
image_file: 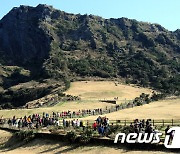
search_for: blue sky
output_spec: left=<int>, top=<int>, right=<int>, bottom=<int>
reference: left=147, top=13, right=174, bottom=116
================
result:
left=0, top=0, right=179, bottom=31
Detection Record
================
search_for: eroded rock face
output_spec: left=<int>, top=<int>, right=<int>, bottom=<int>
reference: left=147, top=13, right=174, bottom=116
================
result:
left=0, top=4, right=178, bottom=67
left=0, top=5, right=53, bottom=65
left=0, top=4, right=179, bottom=66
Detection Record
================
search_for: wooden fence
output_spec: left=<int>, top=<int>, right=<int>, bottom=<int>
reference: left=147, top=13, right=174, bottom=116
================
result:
left=1, top=119, right=180, bottom=129
left=82, top=119, right=180, bottom=127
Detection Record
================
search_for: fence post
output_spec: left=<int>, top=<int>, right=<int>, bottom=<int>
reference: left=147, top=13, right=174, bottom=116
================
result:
left=172, top=119, right=174, bottom=126
left=163, top=120, right=164, bottom=126
left=153, top=120, right=154, bottom=126
left=124, top=120, right=126, bottom=126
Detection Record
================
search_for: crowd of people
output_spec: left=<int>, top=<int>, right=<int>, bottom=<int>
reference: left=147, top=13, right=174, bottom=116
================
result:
left=43, top=109, right=104, bottom=118
left=129, top=119, right=159, bottom=134
left=4, top=108, right=106, bottom=129
left=5, top=115, right=107, bottom=138
left=4, top=113, right=111, bottom=136
left=129, top=119, right=173, bottom=138
left=0, top=101, right=136, bottom=129
left=92, top=116, right=110, bottom=136
left=62, top=118, right=86, bottom=129
left=7, top=113, right=60, bottom=129
left=6, top=114, right=91, bottom=130
left=0, top=104, right=124, bottom=130
left=36, top=108, right=104, bottom=119
left=128, top=119, right=175, bottom=144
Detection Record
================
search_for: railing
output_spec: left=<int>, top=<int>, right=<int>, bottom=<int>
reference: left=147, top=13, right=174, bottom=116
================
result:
left=108, top=119, right=180, bottom=127
left=1, top=119, right=180, bottom=129
left=82, top=119, right=180, bottom=127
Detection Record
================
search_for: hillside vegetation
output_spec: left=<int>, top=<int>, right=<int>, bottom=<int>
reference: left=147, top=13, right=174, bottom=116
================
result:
left=0, top=4, right=179, bottom=107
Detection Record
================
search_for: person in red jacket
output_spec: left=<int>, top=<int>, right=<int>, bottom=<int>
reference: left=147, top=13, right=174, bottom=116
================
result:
left=92, top=121, right=97, bottom=131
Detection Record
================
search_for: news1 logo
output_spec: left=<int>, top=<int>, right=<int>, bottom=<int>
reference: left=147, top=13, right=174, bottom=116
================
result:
left=164, top=127, right=180, bottom=149
left=114, top=127, right=180, bottom=149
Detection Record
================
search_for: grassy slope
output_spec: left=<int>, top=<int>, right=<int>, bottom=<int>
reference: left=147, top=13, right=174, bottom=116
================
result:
left=65, top=81, right=153, bottom=101
left=0, top=81, right=179, bottom=120
left=81, top=98, right=180, bottom=120
left=0, top=81, right=153, bottom=118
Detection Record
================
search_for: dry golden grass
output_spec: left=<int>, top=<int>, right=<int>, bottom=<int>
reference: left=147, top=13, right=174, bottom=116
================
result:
left=0, top=81, right=153, bottom=119
left=65, top=81, right=153, bottom=101
left=0, top=81, right=177, bottom=154
left=0, top=101, right=115, bottom=119
left=0, top=130, right=12, bottom=146
left=81, top=98, right=180, bottom=120
left=0, top=144, right=172, bottom=154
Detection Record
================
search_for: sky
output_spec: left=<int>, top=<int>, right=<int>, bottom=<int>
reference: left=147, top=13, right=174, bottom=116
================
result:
left=0, top=0, right=180, bottom=31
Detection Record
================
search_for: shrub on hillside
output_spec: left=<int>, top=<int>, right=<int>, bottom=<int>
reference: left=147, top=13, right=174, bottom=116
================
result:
left=14, top=130, right=35, bottom=142
left=66, top=131, right=77, bottom=143
left=79, top=129, right=93, bottom=144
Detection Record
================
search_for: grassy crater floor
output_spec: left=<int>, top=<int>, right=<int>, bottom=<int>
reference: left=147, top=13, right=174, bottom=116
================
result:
left=0, top=81, right=153, bottom=119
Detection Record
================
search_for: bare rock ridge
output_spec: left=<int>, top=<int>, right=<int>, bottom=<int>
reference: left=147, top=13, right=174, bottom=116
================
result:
left=0, top=4, right=53, bottom=65
left=0, top=4, right=179, bottom=108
